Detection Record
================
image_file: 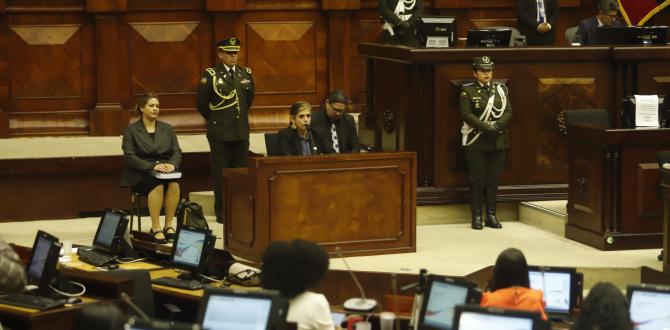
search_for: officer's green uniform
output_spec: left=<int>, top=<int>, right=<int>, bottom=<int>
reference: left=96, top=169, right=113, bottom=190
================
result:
left=459, top=56, right=512, bottom=230
left=196, top=37, right=255, bottom=223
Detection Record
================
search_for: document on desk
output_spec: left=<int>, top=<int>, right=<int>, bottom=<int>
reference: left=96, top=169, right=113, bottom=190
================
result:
left=634, top=94, right=659, bottom=127
left=151, top=171, right=182, bottom=179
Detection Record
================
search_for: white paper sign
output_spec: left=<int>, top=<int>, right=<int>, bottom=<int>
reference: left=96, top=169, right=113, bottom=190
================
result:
left=634, top=94, right=659, bottom=127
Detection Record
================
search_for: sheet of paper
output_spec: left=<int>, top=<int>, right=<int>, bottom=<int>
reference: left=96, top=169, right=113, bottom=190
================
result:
left=634, top=94, right=659, bottom=127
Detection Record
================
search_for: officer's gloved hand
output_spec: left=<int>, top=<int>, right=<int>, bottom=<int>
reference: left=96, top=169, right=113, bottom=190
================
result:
left=397, top=20, right=412, bottom=34
left=484, top=123, right=499, bottom=135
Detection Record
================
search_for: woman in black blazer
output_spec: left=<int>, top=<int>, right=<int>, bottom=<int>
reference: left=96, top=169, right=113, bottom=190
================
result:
left=120, top=94, right=181, bottom=243
left=278, top=101, right=333, bottom=156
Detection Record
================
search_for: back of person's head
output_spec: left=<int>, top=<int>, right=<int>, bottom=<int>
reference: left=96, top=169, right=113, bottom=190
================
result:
left=74, top=304, right=126, bottom=330
left=260, top=239, right=329, bottom=299
left=597, top=0, right=619, bottom=14
left=490, top=248, right=530, bottom=291
left=572, top=282, right=633, bottom=330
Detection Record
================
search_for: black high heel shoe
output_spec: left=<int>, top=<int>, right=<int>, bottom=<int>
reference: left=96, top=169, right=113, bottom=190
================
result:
left=150, top=228, right=167, bottom=244
left=163, top=226, right=176, bottom=240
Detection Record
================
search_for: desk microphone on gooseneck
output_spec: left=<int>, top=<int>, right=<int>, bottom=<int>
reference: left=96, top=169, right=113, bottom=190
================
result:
left=304, top=124, right=318, bottom=154
left=335, top=247, right=378, bottom=312
left=120, top=292, right=150, bottom=321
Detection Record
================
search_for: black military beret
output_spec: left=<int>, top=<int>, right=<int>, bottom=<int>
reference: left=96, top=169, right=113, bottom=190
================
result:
left=217, top=37, right=241, bottom=52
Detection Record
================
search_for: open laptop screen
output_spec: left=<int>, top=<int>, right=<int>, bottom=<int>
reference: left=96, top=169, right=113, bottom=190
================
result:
left=172, top=227, right=207, bottom=269
left=201, top=293, right=272, bottom=330
left=454, top=306, right=537, bottom=330
left=93, top=210, right=122, bottom=250
left=27, top=234, right=52, bottom=281
left=422, top=280, right=469, bottom=329
left=528, top=267, right=573, bottom=314
left=628, top=285, right=670, bottom=330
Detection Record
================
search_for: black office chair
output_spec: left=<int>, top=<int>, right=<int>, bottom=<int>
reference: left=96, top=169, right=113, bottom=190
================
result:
left=264, top=133, right=281, bottom=156
left=565, top=109, right=611, bottom=129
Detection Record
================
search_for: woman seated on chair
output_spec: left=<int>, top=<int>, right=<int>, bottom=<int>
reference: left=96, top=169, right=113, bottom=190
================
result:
left=120, top=93, right=181, bottom=243
left=261, top=239, right=335, bottom=330
left=278, top=101, right=333, bottom=156
left=481, top=248, right=548, bottom=320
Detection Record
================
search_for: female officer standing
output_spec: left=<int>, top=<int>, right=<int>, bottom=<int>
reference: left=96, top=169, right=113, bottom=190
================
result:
left=459, top=56, right=513, bottom=230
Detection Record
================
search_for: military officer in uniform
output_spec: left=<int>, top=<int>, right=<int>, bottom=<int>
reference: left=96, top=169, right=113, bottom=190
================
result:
left=459, top=56, right=512, bottom=230
left=196, top=37, right=255, bottom=224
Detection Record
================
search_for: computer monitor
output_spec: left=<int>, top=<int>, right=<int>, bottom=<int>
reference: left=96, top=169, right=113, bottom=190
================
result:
left=595, top=26, right=669, bottom=45
left=169, top=224, right=215, bottom=279
left=92, top=209, right=129, bottom=255
left=453, top=305, right=540, bottom=330
left=528, top=266, right=579, bottom=315
left=126, top=318, right=200, bottom=330
left=197, top=287, right=288, bottom=330
left=627, top=284, right=670, bottom=330
left=26, top=230, right=62, bottom=294
left=418, top=275, right=482, bottom=330
left=417, top=16, right=457, bottom=48
left=466, top=28, right=512, bottom=48
left=621, top=95, right=667, bottom=128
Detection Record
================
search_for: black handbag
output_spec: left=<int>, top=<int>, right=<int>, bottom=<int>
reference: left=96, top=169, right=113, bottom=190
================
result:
left=175, top=198, right=209, bottom=231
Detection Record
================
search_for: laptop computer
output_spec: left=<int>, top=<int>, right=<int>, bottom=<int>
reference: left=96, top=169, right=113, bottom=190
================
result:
left=627, top=283, right=670, bottom=330
left=197, top=287, right=288, bottom=330
left=453, top=305, right=542, bottom=330
left=528, top=265, right=581, bottom=321
left=418, top=275, right=482, bottom=330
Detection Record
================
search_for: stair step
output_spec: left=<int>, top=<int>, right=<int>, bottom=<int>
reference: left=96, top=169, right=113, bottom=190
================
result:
left=518, top=201, right=567, bottom=237
left=188, top=191, right=215, bottom=217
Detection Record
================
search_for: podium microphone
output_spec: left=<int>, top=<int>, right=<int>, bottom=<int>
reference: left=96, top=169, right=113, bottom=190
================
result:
left=305, top=124, right=318, bottom=153
left=120, top=292, right=150, bottom=321
left=335, top=247, right=377, bottom=312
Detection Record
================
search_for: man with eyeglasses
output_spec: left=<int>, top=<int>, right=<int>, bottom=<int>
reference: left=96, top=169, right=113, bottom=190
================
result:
left=310, top=90, right=361, bottom=154
left=196, top=37, right=255, bottom=224
left=576, top=0, right=623, bottom=45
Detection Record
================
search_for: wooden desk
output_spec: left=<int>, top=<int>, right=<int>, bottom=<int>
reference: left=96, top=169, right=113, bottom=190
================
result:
left=358, top=43, right=670, bottom=203
left=566, top=126, right=670, bottom=250
left=223, top=152, right=417, bottom=263
left=662, top=169, right=670, bottom=274
left=0, top=297, right=104, bottom=330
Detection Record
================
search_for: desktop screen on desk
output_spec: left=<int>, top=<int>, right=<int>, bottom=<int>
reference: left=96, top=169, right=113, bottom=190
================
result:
left=201, top=294, right=272, bottom=330
left=528, top=270, right=571, bottom=313
left=629, top=290, right=670, bottom=330
left=456, top=311, right=533, bottom=330
left=27, top=235, right=51, bottom=281
left=423, top=281, right=469, bottom=329
left=173, top=229, right=206, bottom=267
left=95, top=211, right=121, bottom=248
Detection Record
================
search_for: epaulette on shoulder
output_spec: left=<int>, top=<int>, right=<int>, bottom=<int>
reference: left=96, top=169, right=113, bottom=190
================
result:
left=245, top=67, right=252, bottom=74
left=205, top=68, right=216, bottom=76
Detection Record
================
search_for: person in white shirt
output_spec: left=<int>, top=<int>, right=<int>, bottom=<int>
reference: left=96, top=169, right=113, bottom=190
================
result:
left=261, top=239, right=335, bottom=330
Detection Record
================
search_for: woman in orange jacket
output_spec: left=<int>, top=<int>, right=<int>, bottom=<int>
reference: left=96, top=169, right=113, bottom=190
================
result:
left=480, top=248, right=548, bottom=320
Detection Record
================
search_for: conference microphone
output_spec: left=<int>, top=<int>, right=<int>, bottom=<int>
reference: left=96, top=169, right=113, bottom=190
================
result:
left=305, top=124, right=318, bottom=153
left=335, top=247, right=378, bottom=312
left=120, top=292, right=150, bottom=321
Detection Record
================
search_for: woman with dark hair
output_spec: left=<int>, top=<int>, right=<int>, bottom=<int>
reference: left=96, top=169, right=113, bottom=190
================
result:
left=277, top=101, right=333, bottom=156
left=572, top=282, right=633, bottom=330
left=481, top=248, right=547, bottom=320
left=120, top=94, right=181, bottom=243
left=261, top=239, right=334, bottom=330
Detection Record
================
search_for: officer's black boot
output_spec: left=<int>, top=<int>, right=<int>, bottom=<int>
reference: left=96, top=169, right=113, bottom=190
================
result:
left=470, top=185, right=484, bottom=230
left=484, top=186, right=502, bottom=229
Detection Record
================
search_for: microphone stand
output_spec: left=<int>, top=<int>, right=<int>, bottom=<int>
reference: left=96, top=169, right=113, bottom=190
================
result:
left=305, top=124, right=317, bottom=155
left=407, top=269, right=428, bottom=330
left=335, top=247, right=378, bottom=312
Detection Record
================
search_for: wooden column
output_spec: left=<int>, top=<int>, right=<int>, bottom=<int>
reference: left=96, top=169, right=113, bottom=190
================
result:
left=323, top=0, right=359, bottom=95
left=87, top=0, right=129, bottom=136
left=0, top=0, right=8, bottom=138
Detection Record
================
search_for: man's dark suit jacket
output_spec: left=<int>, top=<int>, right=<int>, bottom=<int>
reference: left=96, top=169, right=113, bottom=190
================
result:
left=120, top=120, right=182, bottom=188
left=576, top=16, right=623, bottom=45
left=277, top=127, right=333, bottom=156
left=310, top=107, right=360, bottom=153
left=516, top=0, right=559, bottom=45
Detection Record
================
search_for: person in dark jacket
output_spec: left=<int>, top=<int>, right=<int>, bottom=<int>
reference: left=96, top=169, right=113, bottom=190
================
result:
left=310, top=90, right=360, bottom=154
left=278, top=101, right=333, bottom=156
left=121, top=94, right=181, bottom=243
left=576, top=0, right=622, bottom=45
left=516, top=0, right=559, bottom=45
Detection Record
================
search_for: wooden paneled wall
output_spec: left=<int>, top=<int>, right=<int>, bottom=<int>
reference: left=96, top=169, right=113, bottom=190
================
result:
left=1, top=0, right=667, bottom=137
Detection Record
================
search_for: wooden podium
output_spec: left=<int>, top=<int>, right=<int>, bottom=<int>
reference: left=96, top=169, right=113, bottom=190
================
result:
left=223, top=152, right=417, bottom=262
left=566, top=126, right=670, bottom=250
left=662, top=169, right=670, bottom=274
